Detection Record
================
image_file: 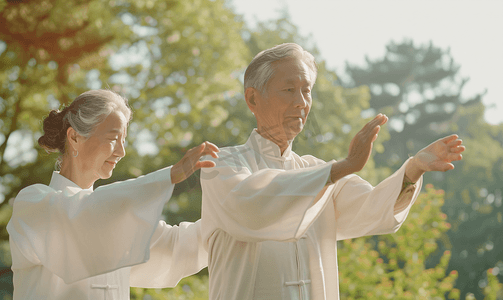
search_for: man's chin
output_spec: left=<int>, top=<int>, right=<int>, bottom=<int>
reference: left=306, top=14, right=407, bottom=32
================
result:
left=285, top=127, right=303, bottom=141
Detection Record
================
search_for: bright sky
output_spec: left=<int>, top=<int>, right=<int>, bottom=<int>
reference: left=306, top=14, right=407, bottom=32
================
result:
left=229, top=0, right=503, bottom=125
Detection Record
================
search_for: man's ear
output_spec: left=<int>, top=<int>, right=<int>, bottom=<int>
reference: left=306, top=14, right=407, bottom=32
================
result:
left=245, top=87, right=258, bottom=113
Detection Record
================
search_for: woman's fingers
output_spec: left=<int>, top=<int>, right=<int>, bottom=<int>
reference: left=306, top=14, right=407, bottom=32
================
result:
left=204, top=141, right=220, bottom=153
left=197, top=160, right=216, bottom=169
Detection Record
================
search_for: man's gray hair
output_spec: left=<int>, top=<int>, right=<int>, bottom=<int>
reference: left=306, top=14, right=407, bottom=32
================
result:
left=244, top=43, right=318, bottom=94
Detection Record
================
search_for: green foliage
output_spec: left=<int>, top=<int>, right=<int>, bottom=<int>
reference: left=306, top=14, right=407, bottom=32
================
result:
left=1, top=1, right=502, bottom=299
left=440, top=103, right=503, bottom=299
left=338, top=185, right=460, bottom=299
left=345, top=39, right=503, bottom=298
left=345, top=39, right=483, bottom=169
left=483, top=266, right=503, bottom=300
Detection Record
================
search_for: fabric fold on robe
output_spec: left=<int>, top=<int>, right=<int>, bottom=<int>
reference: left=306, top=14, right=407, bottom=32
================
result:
left=129, top=219, right=207, bottom=287
left=7, top=166, right=207, bottom=300
left=201, top=130, right=423, bottom=300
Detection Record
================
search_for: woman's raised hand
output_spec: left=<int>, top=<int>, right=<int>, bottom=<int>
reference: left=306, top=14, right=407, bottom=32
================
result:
left=171, top=141, right=220, bottom=184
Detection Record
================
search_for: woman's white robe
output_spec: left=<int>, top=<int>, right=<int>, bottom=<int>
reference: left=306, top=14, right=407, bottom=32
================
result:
left=200, top=130, right=422, bottom=300
left=7, top=166, right=207, bottom=300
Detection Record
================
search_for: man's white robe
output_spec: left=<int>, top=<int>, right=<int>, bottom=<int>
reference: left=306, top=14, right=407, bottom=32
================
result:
left=7, top=167, right=207, bottom=300
left=201, top=130, right=422, bottom=300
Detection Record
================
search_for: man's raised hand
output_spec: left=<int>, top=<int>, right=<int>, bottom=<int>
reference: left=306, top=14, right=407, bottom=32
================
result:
left=346, top=113, right=388, bottom=173
left=406, top=134, right=465, bottom=182
left=171, top=141, right=220, bottom=184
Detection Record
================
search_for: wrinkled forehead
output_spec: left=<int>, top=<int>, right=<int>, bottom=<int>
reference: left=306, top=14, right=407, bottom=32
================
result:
left=270, top=57, right=316, bottom=86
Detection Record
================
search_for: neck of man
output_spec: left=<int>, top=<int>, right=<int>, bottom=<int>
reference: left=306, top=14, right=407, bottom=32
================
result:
left=59, top=157, right=96, bottom=190
left=256, top=126, right=292, bottom=156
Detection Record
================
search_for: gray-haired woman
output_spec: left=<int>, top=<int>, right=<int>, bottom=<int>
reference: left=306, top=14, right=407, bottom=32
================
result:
left=7, top=89, right=219, bottom=300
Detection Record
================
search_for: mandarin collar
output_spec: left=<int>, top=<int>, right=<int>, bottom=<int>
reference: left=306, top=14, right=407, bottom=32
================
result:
left=245, top=129, right=293, bottom=161
left=49, top=171, right=94, bottom=192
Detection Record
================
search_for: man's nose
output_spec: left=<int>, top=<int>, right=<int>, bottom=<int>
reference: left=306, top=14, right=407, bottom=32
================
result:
left=293, top=91, right=308, bottom=108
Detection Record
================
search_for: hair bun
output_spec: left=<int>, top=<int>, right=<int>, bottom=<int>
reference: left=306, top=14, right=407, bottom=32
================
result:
left=38, top=109, right=68, bottom=154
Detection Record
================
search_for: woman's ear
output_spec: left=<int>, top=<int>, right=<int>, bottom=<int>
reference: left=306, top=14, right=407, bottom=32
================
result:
left=66, top=127, right=79, bottom=152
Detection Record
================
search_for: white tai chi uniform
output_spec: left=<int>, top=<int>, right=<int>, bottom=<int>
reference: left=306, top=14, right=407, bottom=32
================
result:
left=201, top=130, right=422, bottom=300
left=7, top=167, right=207, bottom=300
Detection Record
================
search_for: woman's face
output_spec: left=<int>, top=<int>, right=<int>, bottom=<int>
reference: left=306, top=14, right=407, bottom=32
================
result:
left=75, top=110, right=128, bottom=182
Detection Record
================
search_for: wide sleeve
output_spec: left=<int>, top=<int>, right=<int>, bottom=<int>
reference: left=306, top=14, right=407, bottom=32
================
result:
left=6, top=167, right=174, bottom=284
left=333, top=158, right=423, bottom=241
left=200, top=152, right=335, bottom=243
left=129, top=219, right=207, bottom=288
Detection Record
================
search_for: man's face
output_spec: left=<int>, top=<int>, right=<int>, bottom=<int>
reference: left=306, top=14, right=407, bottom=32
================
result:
left=252, top=57, right=314, bottom=143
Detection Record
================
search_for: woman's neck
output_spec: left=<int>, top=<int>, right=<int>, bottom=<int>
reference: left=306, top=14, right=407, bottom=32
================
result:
left=59, top=158, right=95, bottom=189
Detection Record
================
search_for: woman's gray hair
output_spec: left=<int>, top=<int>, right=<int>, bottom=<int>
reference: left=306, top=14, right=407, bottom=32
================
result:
left=244, top=43, right=318, bottom=95
left=66, top=89, right=132, bottom=138
left=38, top=89, right=132, bottom=157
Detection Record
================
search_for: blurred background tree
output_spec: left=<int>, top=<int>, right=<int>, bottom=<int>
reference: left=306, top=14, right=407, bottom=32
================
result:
left=0, top=0, right=502, bottom=299
left=338, top=185, right=460, bottom=299
left=345, top=40, right=503, bottom=299
left=345, top=40, right=484, bottom=170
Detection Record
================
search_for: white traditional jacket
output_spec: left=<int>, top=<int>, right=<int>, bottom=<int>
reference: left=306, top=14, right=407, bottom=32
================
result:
left=200, top=130, right=422, bottom=300
left=7, top=167, right=207, bottom=300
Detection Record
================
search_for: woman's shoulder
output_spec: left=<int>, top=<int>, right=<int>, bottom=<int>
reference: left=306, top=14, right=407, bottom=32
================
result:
left=13, top=183, right=55, bottom=204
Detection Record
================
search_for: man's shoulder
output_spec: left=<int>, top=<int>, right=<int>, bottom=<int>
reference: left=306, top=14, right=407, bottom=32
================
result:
left=202, top=143, right=251, bottom=167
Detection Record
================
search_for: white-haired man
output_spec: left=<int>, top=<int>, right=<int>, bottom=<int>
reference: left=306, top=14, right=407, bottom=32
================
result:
left=200, top=43, right=465, bottom=300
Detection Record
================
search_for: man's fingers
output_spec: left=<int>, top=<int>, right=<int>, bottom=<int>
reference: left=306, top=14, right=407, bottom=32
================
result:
left=447, top=139, right=463, bottom=148
left=365, top=114, right=387, bottom=132
left=447, top=153, right=463, bottom=162
left=367, top=125, right=380, bottom=140
left=441, top=134, right=459, bottom=144
left=450, top=145, right=465, bottom=153
left=432, top=161, right=455, bottom=172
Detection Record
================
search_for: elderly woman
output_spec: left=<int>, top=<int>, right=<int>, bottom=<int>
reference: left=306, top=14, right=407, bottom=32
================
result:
left=7, top=89, right=219, bottom=300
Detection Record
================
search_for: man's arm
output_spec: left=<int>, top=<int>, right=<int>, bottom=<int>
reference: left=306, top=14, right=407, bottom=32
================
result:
left=328, top=113, right=388, bottom=184
left=201, top=150, right=335, bottom=243
left=405, top=134, right=465, bottom=183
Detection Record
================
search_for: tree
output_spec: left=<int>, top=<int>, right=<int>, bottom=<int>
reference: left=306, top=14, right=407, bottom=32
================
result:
left=338, top=185, right=460, bottom=299
left=0, top=0, right=250, bottom=297
left=440, top=103, right=503, bottom=299
left=345, top=39, right=503, bottom=298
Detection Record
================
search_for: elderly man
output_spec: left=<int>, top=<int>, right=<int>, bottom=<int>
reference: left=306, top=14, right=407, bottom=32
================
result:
left=200, top=43, right=465, bottom=300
